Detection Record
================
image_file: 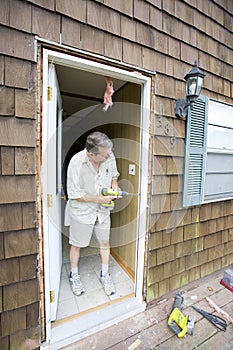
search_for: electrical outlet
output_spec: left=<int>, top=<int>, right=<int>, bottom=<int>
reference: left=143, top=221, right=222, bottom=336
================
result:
left=129, top=164, right=135, bottom=176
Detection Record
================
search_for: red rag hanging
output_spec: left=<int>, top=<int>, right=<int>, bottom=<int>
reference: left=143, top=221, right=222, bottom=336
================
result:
left=103, top=77, right=114, bottom=111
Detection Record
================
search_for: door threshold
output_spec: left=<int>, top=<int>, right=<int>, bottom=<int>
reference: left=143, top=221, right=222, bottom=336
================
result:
left=52, top=293, right=135, bottom=327
left=41, top=296, right=146, bottom=349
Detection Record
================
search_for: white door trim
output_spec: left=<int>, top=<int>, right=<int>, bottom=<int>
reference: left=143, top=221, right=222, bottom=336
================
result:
left=41, top=48, right=151, bottom=348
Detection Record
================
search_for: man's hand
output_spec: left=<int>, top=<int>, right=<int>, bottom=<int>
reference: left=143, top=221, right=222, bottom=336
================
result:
left=75, top=193, right=117, bottom=204
left=98, top=195, right=117, bottom=204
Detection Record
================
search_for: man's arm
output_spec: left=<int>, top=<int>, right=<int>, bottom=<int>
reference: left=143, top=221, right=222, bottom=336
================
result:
left=75, top=178, right=119, bottom=203
left=111, top=178, right=118, bottom=190
left=75, top=193, right=116, bottom=204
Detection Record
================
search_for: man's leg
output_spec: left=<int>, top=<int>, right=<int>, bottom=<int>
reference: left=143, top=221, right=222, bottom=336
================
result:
left=69, top=220, right=93, bottom=295
left=99, top=240, right=110, bottom=265
left=70, top=245, right=81, bottom=273
left=99, top=240, right=115, bottom=295
left=69, top=245, right=85, bottom=296
left=95, top=217, right=115, bottom=295
left=99, top=240, right=110, bottom=276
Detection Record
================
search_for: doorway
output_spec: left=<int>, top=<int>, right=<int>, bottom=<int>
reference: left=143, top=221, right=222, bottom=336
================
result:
left=41, top=49, right=151, bottom=348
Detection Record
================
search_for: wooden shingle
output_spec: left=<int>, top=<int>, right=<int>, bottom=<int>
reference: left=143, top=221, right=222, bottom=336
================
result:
left=27, top=0, right=55, bottom=11
left=4, top=229, right=37, bottom=258
left=0, top=27, right=35, bottom=61
left=104, top=34, right=122, bottom=61
left=158, top=277, right=170, bottom=295
left=105, top=0, right=133, bottom=16
left=175, top=1, right=194, bottom=25
left=3, top=283, right=18, bottom=311
left=0, top=176, right=36, bottom=204
left=150, top=6, right=162, bottom=30
left=32, top=6, right=60, bottom=42
left=0, top=233, right=4, bottom=260
left=120, top=16, right=136, bottom=41
left=0, top=258, right=19, bottom=286
left=15, top=88, right=37, bottom=119
left=10, top=326, right=40, bottom=350
left=0, top=335, right=9, bottom=350
left=136, top=22, right=155, bottom=48
left=19, top=255, right=37, bottom=281
left=56, top=0, right=86, bottom=22
left=0, top=0, right=10, bottom=26
left=157, top=245, right=175, bottom=265
left=134, top=0, right=150, bottom=23
left=87, top=1, right=121, bottom=35
left=61, top=17, right=81, bottom=48
left=0, top=204, right=22, bottom=232
left=22, top=202, right=37, bottom=229
left=5, top=57, right=31, bottom=89
left=0, top=87, right=14, bottom=116
left=0, top=55, right=4, bottom=85
left=81, top=26, right=104, bottom=54
left=0, top=286, right=2, bottom=312
left=0, top=117, right=36, bottom=147
left=9, top=0, right=32, bottom=33
left=170, top=226, right=183, bottom=244
left=122, top=40, right=142, bottom=67
left=1, top=147, right=14, bottom=175
left=15, top=148, right=36, bottom=175
left=3, top=279, right=38, bottom=311
left=1, top=307, right=26, bottom=337
left=26, top=302, right=40, bottom=328
left=142, top=48, right=160, bottom=73
left=17, top=279, right=39, bottom=307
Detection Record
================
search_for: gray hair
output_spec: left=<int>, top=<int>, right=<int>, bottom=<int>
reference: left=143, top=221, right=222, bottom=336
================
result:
left=85, top=131, right=113, bottom=154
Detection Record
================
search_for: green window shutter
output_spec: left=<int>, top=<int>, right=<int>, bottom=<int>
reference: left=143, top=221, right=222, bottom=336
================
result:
left=183, top=95, right=209, bottom=207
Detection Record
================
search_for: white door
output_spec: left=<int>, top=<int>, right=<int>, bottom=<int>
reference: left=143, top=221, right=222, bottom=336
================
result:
left=47, top=63, right=63, bottom=321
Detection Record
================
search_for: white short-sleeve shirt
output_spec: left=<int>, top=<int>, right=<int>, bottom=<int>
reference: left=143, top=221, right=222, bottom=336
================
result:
left=66, top=149, right=119, bottom=224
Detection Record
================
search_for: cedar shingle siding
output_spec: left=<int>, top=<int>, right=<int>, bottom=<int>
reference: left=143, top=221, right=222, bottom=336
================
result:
left=0, top=0, right=232, bottom=347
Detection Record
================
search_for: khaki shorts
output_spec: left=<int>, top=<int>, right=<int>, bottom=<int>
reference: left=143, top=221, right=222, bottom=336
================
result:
left=69, top=216, right=111, bottom=248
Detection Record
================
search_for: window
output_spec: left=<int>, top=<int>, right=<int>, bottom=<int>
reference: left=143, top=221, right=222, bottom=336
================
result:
left=183, top=97, right=233, bottom=207
left=205, top=100, right=233, bottom=201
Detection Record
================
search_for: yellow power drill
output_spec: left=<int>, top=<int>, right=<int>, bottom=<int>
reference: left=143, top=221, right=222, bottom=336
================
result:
left=101, top=188, right=135, bottom=209
left=168, top=292, right=194, bottom=338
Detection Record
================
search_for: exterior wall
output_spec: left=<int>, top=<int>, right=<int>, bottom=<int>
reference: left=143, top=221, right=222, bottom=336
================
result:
left=0, top=1, right=40, bottom=348
left=0, top=0, right=232, bottom=347
left=143, top=0, right=233, bottom=301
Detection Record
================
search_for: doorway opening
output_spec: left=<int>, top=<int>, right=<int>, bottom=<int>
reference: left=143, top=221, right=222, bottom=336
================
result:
left=41, top=49, right=151, bottom=348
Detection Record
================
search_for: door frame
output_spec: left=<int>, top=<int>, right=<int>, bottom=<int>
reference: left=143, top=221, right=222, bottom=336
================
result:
left=41, top=48, right=151, bottom=348
left=46, top=63, right=63, bottom=321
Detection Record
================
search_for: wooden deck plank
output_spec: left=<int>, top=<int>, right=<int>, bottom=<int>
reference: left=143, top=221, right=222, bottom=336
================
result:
left=195, top=324, right=233, bottom=350
left=153, top=320, right=217, bottom=350
left=62, top=270, right=233, bottom=350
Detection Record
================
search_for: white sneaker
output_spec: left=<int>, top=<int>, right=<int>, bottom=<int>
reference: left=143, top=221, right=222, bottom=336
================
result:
left=100, top=271, right=115, bottom=296
left=70, top=272, right=85, bottom=296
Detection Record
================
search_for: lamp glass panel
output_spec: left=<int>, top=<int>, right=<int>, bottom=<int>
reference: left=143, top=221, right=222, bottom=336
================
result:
left=196, top=76, right=203, bottom=95
left=186, top=77, right=197, bottom=97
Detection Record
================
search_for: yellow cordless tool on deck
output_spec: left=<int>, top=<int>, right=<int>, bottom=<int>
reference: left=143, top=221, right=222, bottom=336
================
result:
left=168, top=292, right=194, bottom=338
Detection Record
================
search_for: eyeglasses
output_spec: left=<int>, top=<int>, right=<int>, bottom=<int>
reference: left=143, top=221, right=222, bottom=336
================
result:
left=96, top=151, right=112, bottom=159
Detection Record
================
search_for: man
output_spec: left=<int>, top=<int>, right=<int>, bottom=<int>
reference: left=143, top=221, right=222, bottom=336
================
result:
left=66, top=131, right=119, bottom=296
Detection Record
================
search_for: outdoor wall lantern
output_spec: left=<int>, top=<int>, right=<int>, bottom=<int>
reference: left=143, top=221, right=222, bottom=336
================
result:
left=174, top=61, right=205, bottom=118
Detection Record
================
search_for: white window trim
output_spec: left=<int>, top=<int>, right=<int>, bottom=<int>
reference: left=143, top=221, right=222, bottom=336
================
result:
left=204, top=98, right=233, bottom=203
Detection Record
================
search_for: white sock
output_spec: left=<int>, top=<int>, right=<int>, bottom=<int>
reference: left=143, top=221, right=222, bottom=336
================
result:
left=71, top=266, right=78, bottom=275
left=102, top=264, right=109, bottom=276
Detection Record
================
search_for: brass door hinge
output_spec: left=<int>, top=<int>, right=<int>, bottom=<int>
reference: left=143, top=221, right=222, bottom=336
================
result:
left=48, top=86, right=52, bottom=101
left=50, top=290, right=55, bottom=303
left=47, top=194, right=53, bottom=208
